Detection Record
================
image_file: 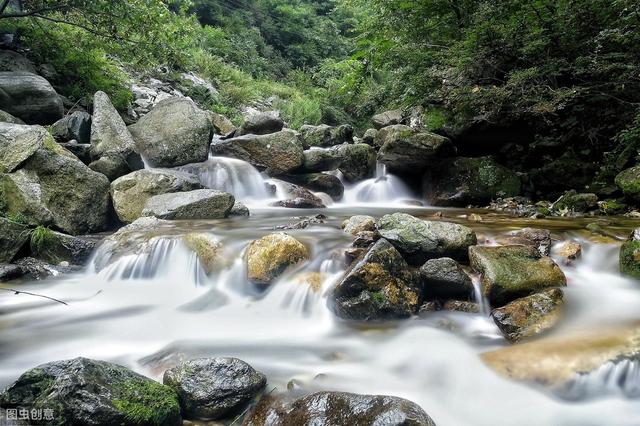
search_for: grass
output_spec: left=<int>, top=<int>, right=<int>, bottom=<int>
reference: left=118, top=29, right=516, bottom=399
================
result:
left=111, top=379, right=180, bottom=425
left=30, top=226, right=56, bottom=254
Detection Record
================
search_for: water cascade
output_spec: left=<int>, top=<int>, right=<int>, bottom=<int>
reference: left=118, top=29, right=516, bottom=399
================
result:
left=341, top=163, right=416, bottom=205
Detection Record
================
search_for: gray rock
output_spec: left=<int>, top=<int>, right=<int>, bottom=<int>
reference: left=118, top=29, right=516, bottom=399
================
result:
left=342, top=215, right=377, bottom=236
left=0, top=263, right=25, bottom=282
left=0, top=357, right=181, bottom=426
left=420, top=257, right=474, bottom=300
left=509, top=228, right=552, bottom=256
left=30, top=229, right=97, bottom=265
left=301, top=147, right=343, bottom=172
left=553, top=190, right=599, bottom=213
left=230, top=202, right=250, bottom=216
left=0, top=122, right=45, bottom=173
left=0, top=217, right=30, bottom=263
left=362, top=128, right=378, bottom=146
left=0, top=109, right=25, bottom=124
left=51, top=111, right=91, bottom=144
left=14, top=257, right=77, bottom=280
left=270, top=180, right=326, bottom=209
left=276, top=173, right=344, bottom=199
left=298, top=124, right=353, bottom=148
left=237, top=110, right=283, bottom=136
left=377, top=125, right=452, bottom=174
left=0, top=50, right=37, bottom=73
left=300, top=144, right=376, bottom=182
left=210, top=111, right=237, bottom=135
left=142, top=189, right=234, bottom=220
left=163, top=357, right=266, bottom=420
left=372, top=109, right=404, bottom=129
left=0, top=71, right=63, bottom=124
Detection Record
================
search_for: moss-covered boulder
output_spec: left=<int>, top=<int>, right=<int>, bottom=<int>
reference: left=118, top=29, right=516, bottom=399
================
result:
left=110, top=169, right=202, bottom=223
left=332, top=238, right=420, bottom=320
left=298, top=124, right=353, bottom=148
left=491, top=288, right=564, bottom=342
left=553, top=190, right=598, bottom=213
left=620, top=228, right=640, bottom=279
left=182, top=233, right=224, bottom=274
left=163, top=357, right=266, bottom=420
left=0, top=357, right=181, bottom=426
left=377, top=213, right=477, bottom=264
left=30, top=227, right=97, bottom=265
left=246, top=233, right=309, bottom=285
left=0, top=109, right=25, bottom=125
left=424, top=156, right=521, bottom=206
left=420, top=257, right=474, bottom=301
left=0, top=71, right=63, bottom=125
left=469, top=245, right=567, bottom=307
left=0, top=123, right=45, bottom=173
left=0, top=217, right=30, bottom=263
left=338, top=143, right=377, bottom=182
left=342, top=215, right=377, bottom=236
left=377, top=125, right=452, bottom=174
left=615, top=166, right=640, bottom=201
left=141, top=189, right=234, bottom=220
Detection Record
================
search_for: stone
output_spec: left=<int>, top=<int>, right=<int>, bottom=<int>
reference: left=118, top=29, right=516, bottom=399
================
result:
left=503, top=228, right=552, bottom=256
left=270, top=180, right=326, bottom=209
left=553, top=190, right=598, bottom=213
left=0, top=122, right=45, bottom=173
left=182, top=233, right=224, bottom=274
left=237, top=110, right=283, bottom=136
left=246, top=233, right=309, bottom=285
left=376, top=125, right=452, bottom=174
left=377, top=213, right=477, bottom=264
left=301, top=147, right=343, bottom=172
left=209, top=112, right=237, bottom=135
left=210, top=130, right=303, bottom=175
left=362, top=128, right=378, bottom=146
left=338, top=143, right=377, bottom=182
left=0, top=217, right=30, bottom=263
left=0, top=71, right=63, bottom=124
left=620, top=228, right=640, bottom=279
left=0, top=263, right=25, bottom=282
left=14, top=256, right=77, bottom=280
left=0, top=50, right=36, bottom=73
left=59, top=141, right=91, bottom=164
left=110, top=169, right=202, bottom=223
left=442, top=300, right=480, bottom=313
left=420, top=257, right=474, bottom=301
left=243, top=391, right=435, bottom=426
left=142, top=189, right=234, bottom=220
left=30, top=229, right=97, bottom=265
left=615, top=166, right=640, bottom=201
left=0, top=357, right=181, bottom=426
left=469, top=245, right=567, bottom=307
left=491, top=288, right=564, bottom=342
left=277, top=173, right=344, bottom=199
left=163, top=357, right=266, bottom=420
left=230, top=202, right=250, bottom=217
left=332, top=238, right=420, bottom=320
left=298, top=124, right=353, bottom=148
left=129, top=97, right=213, bottom=167
left=342, top=215, right=376, bottom=236
left=51, top=111, right=91, bottom=144
left=372, top=109, right=404, bottom=129
left=424, top=156, right=521, bottom=206
left=0, top=109, right=25, bottom=124
left=557, top=241, right=582, bottom=263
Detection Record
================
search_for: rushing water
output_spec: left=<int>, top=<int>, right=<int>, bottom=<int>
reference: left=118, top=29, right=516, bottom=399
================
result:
left=2, top=157, right=640, bottom=425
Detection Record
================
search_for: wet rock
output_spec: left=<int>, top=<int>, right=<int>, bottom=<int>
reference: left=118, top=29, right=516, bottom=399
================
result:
left=0, top=263, right=25, bottom=282
left=491, top=288, right=564, bottom=342
left=0, top=122, right=45, bottom=173
left=469, top=245, right=567, bottom=307
left=620, top=228, right=640, bottom=279
left=274, top=214, right=326, bottom=230
left=110, top=169, right=202, bottom=223
left=237, top=110, right=283, bottom=136
left=0, top=217, right=30, bottom=263
left=292, top=272, right=325, bottom=292
left=586, top=222, right=621, bottom=241
left=352, top=230, right=380, bottom=248
left=243, top=391, right=435, bottom=426
left=298, top=124, right=353, bottom=148
left=0, top=357, right=181, bottom=426
left=553, top=190, right=598, bottom=213
left=557, top=241, right=582, bottom=264
left=211, top=130, right=303, bottom=175
left=332, top=238, right=420, bottom=320
left=372, top=109, right=404, bottom=129
left=301, top=147, right=343, bottom=172
left=14, top=257, right=76, bottom=280
left=362, top=128, right=378, bottom=146
left=0, top=71, right=63, bottom=124
left=246, top=233, right=309, bottom=285
left=59, top=141, right=91, bottom=164
left=209, top=112, right=237, bottom=135
left=342, top=215, right=376, bottom=236
left=420, top=257, right=474, bottom=301
left=0, top=50, right=37, bottom=73
left=615, top=166, right=640, bottom=202
left=163, top=357, right=266, bottom=420
left=377, top=125, right=452, bottom=174
left=344, top=247, right=367, bottom=265
left=424, top=156, right=521, bottom=206
left=442, top=300, right=480, bottom=313
left=0, top=109, right=25, bottom=124
left=338, top=143, right=377, bottom=182
left=377, top=213, right=477, bottom=264
left=502, top=228, right=552, bottom=256
left=271, top=180, right=326, bottom=209
left=230, top=202, right=250, bottom=217
left=277, top=173, right=344, bottom=199
left=142, top=189, right=234, bottom=220
left=182, top=233, right=223, bottom=274
left=31, top=229, right=97, bottom=265
left=51, top=111, right=91, bottom=144
left=130, top=97, right=213, bottom=167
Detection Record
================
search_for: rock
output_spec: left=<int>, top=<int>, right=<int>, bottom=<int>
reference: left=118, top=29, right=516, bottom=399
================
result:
left=274, top=214, right=326, bottom=230
left=210, top=112, right=237, bottom=135
left=377, top=213, right=477, bottom=264
left=0, top=122, right=45, bottom=173
left=553, top=191, right=598, bottom=213
left=230, top=202, right=250, bottom=217
left=142, top=189, right=234, bottom=220
left=0, top=109, right=25, bottom=124
left=442, top=300, right=480, bottom=313
left=557, top=241, right=582, bottom=263
left=163, top=357, right=266, bottom=420
left=182, top=233, right=224, bottom=274
left=338, top=143, right=377, bottom=182
left=420, top=257, right=474, bottom=301
left=0, top=71, right=63, bottom=124
left=129, top=97, right=213, bottom=167
left=277, top=173, right=344, bottom=199
left=59, top=141, right=91, bottom=164
left=0, top=217, right=30, bottom=263
left=51, top=111, right=91, bottom=144
left=362, top=128, right=378, bottom=146
left=243, top=391, right=435, bottom=426
left=503, top=228, right=552, bottom=256
left=469, top=245, right=567, bottom=307
left=377, top=125, right=452, bottom=174
left=332, top=238, right=420, bottom=320
left=211, top=130, right=303, bottom=175
left=301, top=147, right=343, bottom=172
left=30, top=228, right=97, bottom=265
left=0, top=357, right=181, bottom=426
left=246, top=233, right=309, bottom=285
left=372, top=109, right=404, bottom=129
left=620, top=228, right=640, bottom=279
left=491, top=288, right=564, bottom=342
left=14, top=256, right=76, bottom=280
left=298, top=124, right=353, bottom=148
left=0, top=263, right=25, bottom=282
left=615, top=166, right=640, bottom=202
left=342, top=215, right=376, bottom=235
left=0, top=50, right=37, bottom=73
left=424, top=156, right=521, bottom=206
left=237, top=110, right=283, bottom=136
left=291, top=271, right=325, bottom=292
left=110, top=169, right=202, bottom=223
left=270, top=180, right=326, bottom=209
left=352, top=230, right=380, bottom=248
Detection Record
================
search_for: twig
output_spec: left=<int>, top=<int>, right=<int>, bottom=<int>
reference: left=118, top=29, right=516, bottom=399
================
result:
left=0, top=288, right=68, bottom=305
left=230, top=386, right=277, bottom=425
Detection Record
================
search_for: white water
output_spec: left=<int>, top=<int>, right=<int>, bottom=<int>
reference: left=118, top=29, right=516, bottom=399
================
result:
left=341, top=163, right=417, bottom=206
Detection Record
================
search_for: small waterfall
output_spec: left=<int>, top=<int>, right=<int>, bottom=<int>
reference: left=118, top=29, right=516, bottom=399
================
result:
left=558, top=357, right=640, bottom=400
left=342, top=163, right=414, bottom=204
left=471, top=274, right=490, bottom=315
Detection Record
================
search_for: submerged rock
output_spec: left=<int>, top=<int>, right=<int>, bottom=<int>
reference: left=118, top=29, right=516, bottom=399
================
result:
left=420, top=257, right=474, bottom=301
left=298, top=124, right=353, bottom=148
left=243, top=391, right=435, bottom=426
left=332, top=238, right=420, bottom=320
left=342, top=215, right=377, bottom=236
left=0, top=357, right=181, bottom=426
left=142, top=189, right=234, bottom=220
left=236, top=110, right=283, bottom=136
left=163, top=357, right=266, bottom=420
left=270, top=180, right=326, bottom=209
left=620, top=228, right=640, bottom=279
left=51, top=111, right=91, bottom=144
left=377, top=125, right=452, bottom=174
left=557, top=241, right=582, bottom=264
left=230, top=202, right=251, bottom=217
left=0, top=71, right=63, bottom=124
left=469, top=245, right=566, bottom=307
left=246, top=233, right=309, bottom=285
left=0, top=217, right=30, bottom=263
left=491, top=288, right=564, bottom=342
left=372, top=109, right=404, bottom=129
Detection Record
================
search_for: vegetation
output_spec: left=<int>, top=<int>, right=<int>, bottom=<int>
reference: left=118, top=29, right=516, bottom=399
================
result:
left=30, top=226, right=56, bottom=254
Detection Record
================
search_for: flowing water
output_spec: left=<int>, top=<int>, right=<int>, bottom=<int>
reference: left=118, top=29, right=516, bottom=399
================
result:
left=2, top=157, right=640, bottom=425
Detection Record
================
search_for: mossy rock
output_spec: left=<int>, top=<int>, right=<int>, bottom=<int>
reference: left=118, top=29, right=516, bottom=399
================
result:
left=0, top=216, right=30, bottom=263
left=183, top=233, right=223, bottom=274
left=30, top=226, right=97, bottom=265
left=246, top=233, right=309, bottom=285
left=620, top=229, right=640, bottom=279
left=553, top=190, right=598, bottom=213
left=615, top=166, right=640, bottom=201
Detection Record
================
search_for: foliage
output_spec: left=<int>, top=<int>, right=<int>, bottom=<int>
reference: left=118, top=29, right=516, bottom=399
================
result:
left=30, top=226, right=56, bottom=254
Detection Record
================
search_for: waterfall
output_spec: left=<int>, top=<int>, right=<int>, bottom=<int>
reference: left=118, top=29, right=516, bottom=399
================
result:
left=341, top=163, right=415, bottom=205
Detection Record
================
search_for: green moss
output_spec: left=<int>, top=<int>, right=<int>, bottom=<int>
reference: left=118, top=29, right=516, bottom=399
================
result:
left=371, top=291, right=387, bottom=307
left=620, top=241, right=640, bottom=279
left=30, top=226, right=56, bottom=254
left=600, top=199, right=627, bottom=215
left=615, top=166, right=640, bottom=198
left=111, top=379, right=180, bottom=426
left=424, top=108, right=448, bottom=132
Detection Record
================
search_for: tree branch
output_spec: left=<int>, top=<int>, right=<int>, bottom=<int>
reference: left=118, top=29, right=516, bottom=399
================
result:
left=0, top=287, right=68, bottom=305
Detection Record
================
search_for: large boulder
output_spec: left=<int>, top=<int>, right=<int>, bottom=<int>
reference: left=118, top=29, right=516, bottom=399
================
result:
left=424, top=156, right=521, bottom=206
left=277, top=173, right=344, bottom=199
left=332, top=238, right=420, bottom=320
left=246, top=233, right=309, bottom=285
left=129, top=97, right=213, bottom=167
left=469, top=245, right=567, bottom=307
left=620, top=228, right=640, bottom=279
left=376, top=125, right=452, bottom=174
left=142, top=189, right=234, bottom=220
left=0, top=71, right=63, bottom=124
left=244, top=391, right=435, bottom=426
left=0, top=109, right=25, bottom=124
left=339, top=143, right=377, bottom=182
left=51, top=111, right=91, bottom=144
left=377, top=213, right=477, bottom=264
left=0, top=357, right=181, bottom=426
left=210, top=130, right=303, bottom=175
left=163, top=357, right=266, bottom=420
left=372, top=109, right=404, bottom=129
left=0, top=50, right=37, bottom=73
left=301, top=147, right=343, bottom=172
left=110, top=169, right=202, bottom=223
left=0, top=122, right=45, bottom=173
left=30, top=228, right=97, bottom=265
left=0, top=217, right=30, bottom=263
left=420, top=257, right=474, bottom=301
left=298, top=124, right=353, bottom=148
left=270, top=180, right=326, bottom=209
left=236, top=110, right=283, bottom=136
left=615, top=166, right=640, bottom=202
left=552, top=190, right=598, bottom=213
